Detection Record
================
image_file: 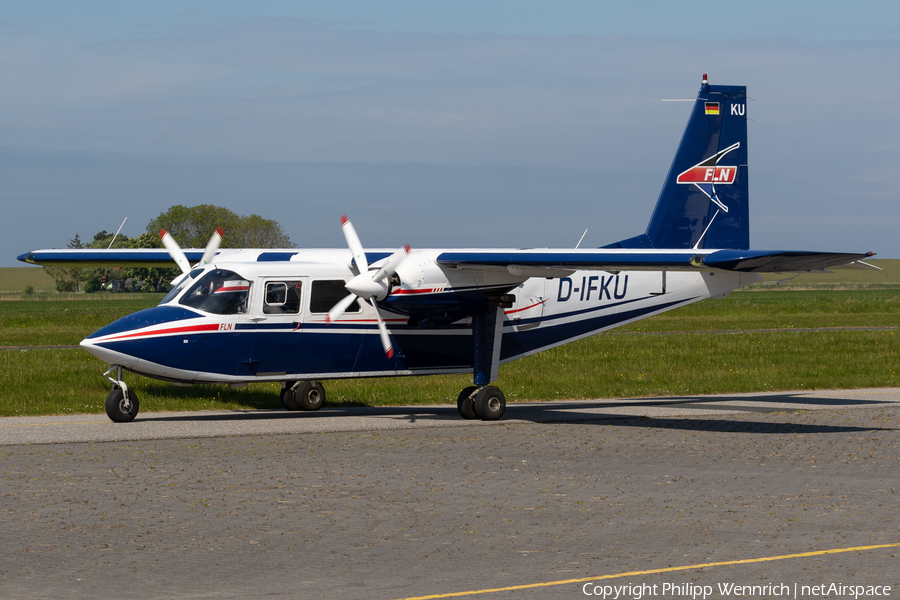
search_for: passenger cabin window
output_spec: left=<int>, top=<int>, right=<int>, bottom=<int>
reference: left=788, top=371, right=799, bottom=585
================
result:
left=309, top=280, right=361, bottom=314
left=179, top=269, right=251, bottom=315
left=264, top=281, right=302, bottom=315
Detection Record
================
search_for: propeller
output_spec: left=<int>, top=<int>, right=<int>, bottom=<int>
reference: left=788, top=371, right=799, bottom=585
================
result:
left=327, top=215, right=410, bottom=359
left=160, top=227, right=224, bottom=283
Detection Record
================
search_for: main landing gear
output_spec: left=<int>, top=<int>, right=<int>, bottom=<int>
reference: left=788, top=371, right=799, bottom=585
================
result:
left=457, top=386, right=506, bottom=421
left=456, top=304, right=509, bottom=421
left=281, top=380, right=326, bottom=412
left=104, top=366, right=139, bottom=423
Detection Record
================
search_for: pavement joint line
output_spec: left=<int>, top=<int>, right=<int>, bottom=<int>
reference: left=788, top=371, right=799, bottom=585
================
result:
left=393, top=542, right=900, bottom=600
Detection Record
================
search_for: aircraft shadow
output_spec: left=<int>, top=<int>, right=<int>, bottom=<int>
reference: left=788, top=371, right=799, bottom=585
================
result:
left=138, top=391, right=897, bottom=434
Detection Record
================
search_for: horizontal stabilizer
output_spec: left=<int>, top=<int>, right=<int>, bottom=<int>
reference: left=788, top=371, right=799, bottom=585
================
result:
left=701, top=250, right=876, bottom=272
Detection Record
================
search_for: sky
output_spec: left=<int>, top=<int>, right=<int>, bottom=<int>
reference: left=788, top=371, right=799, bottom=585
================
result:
left=3, top=1, right=899, bottom=267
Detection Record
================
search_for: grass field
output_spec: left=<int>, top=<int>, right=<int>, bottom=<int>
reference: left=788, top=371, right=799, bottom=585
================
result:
left=1, top=328, right=897, bottom=416
left=747, top=258, right=900, bottom=289
left=1, top=264, right=899, bottom=417
left=0, top=267, right=57, bottom=296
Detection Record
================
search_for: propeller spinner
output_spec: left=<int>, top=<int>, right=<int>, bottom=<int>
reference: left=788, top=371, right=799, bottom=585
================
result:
left=327, top=215, right=410, bottom=359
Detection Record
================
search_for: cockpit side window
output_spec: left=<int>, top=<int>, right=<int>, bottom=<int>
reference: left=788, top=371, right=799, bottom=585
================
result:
left=263, top=281, right=302, bottom=315
left=179, top=269, right=251, bottom=315
left=309, top=280, right=361, bottom=314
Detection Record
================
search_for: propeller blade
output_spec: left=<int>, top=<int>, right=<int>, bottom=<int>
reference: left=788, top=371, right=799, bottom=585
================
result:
left=368, top=299, right=394, bottom=359
left=160, top=229, right=191, bottom=275
left=199, top=227, right=223, bottom=266
left=371, top=245, right=411, bottom=283
left=341, top=215, right=368, bottom=273
left=326, top=293, right=359, bottom=324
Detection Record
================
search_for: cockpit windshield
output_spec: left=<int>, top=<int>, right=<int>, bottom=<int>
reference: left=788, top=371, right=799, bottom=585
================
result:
left=176, top=269, right=251, bottom=315
left=158, top=268, right=205, bottom=306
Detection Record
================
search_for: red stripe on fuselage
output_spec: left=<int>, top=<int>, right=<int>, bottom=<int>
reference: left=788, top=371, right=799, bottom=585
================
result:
left=504, top=299, right=547, bottom=315
left=390, top=288, right=440, bottom=295
left=100, top=322, right=220, bottom=342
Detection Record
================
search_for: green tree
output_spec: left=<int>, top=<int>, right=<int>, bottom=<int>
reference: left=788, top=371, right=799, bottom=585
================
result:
left=119, top=232, right=179, bottom=292
left=81, top=231, right=132, bottom=292
left=146, top=204, right=293, bottom=249
left=44, top=233, right=89, bottom=292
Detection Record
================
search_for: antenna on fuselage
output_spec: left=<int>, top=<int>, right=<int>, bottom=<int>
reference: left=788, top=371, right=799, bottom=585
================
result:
left=575, top=229, right=588, bottom=249
left=107, top=217, right=127, bottom=248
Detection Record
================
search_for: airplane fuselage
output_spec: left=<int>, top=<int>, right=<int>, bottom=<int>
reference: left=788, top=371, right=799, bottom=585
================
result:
left=80, top=249, right=760, bottom=385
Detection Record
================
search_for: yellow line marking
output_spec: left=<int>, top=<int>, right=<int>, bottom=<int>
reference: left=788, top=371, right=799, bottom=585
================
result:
left=0, top=421, right=106, bottom=428
left=395, top=542, right=900, bottom=600
left=810, top=389, right=899, bottom=396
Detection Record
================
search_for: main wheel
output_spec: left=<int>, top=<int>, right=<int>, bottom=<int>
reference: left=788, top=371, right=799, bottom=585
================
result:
left=457, top=386, right=478, bottom=420
left=105, top=387, right=139, bottom=423
left=474, top=386, right=505, bottom=421
left=280, top=384, right=300, bottom=411
left=293, top=380, right=325, bottom=411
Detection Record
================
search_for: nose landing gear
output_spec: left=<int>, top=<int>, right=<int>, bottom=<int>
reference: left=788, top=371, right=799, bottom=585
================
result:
left=103, top=366, right=139, bottom=422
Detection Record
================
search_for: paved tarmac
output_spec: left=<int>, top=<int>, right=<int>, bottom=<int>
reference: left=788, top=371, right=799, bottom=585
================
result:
left=1, top=389, right=898, bottom=599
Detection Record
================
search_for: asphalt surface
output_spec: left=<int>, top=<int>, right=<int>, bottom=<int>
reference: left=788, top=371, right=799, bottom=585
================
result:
left=1, top=389, right=898, bottom=599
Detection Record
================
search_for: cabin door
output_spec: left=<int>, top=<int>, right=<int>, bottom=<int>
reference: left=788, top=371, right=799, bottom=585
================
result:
left=248, top=278, right=306, bottom=376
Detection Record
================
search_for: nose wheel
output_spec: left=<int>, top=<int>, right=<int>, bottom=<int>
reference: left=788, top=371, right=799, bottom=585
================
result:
left=103, top=366, right=139, bottom=422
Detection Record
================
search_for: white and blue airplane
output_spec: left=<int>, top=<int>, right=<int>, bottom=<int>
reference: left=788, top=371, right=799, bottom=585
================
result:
left=18, top=75, right=875, bottom=423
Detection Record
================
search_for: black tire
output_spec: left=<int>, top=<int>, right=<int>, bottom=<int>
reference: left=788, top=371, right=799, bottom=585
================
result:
left=474, top=386, right=505, bottom=421
left=105, top=387, right=139, bottom=423
left=280, top=384, right=300, bottom=411
left=295, top=380, right=325, bottom=411
left=457, top=386, right=478, bottom=420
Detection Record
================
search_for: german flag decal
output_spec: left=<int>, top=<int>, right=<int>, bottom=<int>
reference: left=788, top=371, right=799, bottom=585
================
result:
left=705, top=102, right=720, bottom=115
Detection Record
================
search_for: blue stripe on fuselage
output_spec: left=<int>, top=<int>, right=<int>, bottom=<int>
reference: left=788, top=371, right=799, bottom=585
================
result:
left=95, top=295, right=692, bottom=382
left=86, top=306, right=203, bottom=339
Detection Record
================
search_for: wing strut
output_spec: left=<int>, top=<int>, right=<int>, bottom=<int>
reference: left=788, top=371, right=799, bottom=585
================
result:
left=472, top=306, right=504, bottom=386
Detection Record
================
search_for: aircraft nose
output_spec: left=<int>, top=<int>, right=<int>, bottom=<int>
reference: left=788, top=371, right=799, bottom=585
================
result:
left=79, top=334, right=141, bottom=367
left=80, top=311, right=158, bottom=367
left=80, top=305, right=203, bottom=368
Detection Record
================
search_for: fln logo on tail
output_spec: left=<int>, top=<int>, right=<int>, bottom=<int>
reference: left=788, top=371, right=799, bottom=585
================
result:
left=676, top=142, right=741, bottom=213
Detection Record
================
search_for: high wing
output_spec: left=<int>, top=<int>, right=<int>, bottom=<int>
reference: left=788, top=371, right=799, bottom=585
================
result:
left=15, top=247, right=301, bottom=269
left=19, top=247, right=876, bottom=275
left=17, top=248, right=205, bottom=268
left=436, top=248, right=877, bottom=275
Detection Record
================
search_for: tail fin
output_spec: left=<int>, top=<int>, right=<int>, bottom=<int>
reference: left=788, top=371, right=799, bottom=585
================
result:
left=610, top=75, right=749, bottom=250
